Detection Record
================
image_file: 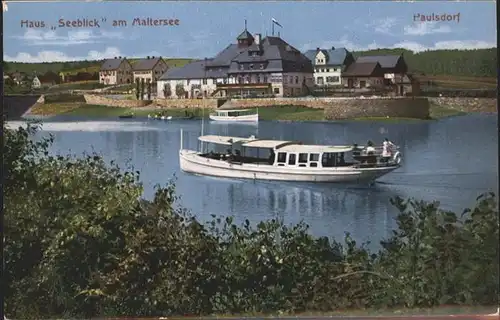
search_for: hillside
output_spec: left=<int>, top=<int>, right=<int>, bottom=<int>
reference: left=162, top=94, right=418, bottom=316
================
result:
left=4, top=58, right=193, bottom=76
left=3, top=48, right=497, bottom=81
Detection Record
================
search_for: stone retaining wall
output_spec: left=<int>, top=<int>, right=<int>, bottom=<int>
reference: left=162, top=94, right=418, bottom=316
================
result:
left=428, top=97, right=497, bottom=113
left=152, top=98, right=218, bottom=109
left=83, top=94, right=152, bottom=107
left=225, top=97, right=429, bottom=119
left=324, top=97, right=430, bottom=120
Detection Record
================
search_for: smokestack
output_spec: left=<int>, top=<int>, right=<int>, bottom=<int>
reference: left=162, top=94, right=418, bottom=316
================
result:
left=147, top=56, right=150, bottom=59
left=254, top=33, right=261, bottom=45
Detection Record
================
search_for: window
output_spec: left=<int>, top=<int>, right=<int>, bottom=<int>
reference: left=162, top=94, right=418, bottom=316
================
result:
left=309, top=162, right=318, bottom=167
left=298, top=153, right=308, bottom=163
left=202, top=79, right=207, bottom=85
left=277, top=152, right=287, bottom=163
left=239, top=65, right=244, bottom=70
left=326, top=69, right=330, bottom=72
left=249, top=64, right=254, bottom=69
left=316, top=77, right=324, bottom=85
left=288, top=154, right=296, bottom=165
left=295, top=76, right=299, bottom=84
left=309, top=153, right=319, bottom=162
left=359, top=80, right=367, bottom=88
left=260, top=64, right=264, bottom=69
left=326, top=76, right=340, bottom=83
left=322, top=153, right=336, bottom=168
left=273, top=88, right=280, bottom=94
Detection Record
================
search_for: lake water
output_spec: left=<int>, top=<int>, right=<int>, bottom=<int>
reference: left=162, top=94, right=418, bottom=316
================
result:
left=7, top=113, right=498, bottom=248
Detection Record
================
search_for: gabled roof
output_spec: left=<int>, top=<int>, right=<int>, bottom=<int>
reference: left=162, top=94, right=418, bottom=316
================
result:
left=133, top=57, right=164, bottom=71
left=100, top=58, right=128, bottom=71
left=160, top=33, right=313, bottom=80
left=355, top=55, right=402, bottom=69
left=159, top=59, right=212, bottom=80
left=304, top=47, right=352, bottom=66
left=343, top=62, right=382, bottom=77
left=206, top=44, right=244, bottom=67
left=237, top=29, right=254, bottom=40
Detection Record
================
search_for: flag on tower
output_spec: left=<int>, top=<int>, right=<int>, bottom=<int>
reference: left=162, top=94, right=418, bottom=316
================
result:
left=271, top=18, right=283, bottom=28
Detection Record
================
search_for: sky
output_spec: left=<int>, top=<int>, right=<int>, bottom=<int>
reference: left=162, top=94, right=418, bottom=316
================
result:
left=3, top=1, right=497, bottom=62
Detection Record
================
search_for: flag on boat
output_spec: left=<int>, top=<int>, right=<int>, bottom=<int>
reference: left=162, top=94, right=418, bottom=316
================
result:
left=272, top=18, right=283, bottom=28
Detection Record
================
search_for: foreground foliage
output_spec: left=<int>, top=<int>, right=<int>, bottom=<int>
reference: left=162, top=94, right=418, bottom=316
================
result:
left=4, top=124, right=499, bottom=318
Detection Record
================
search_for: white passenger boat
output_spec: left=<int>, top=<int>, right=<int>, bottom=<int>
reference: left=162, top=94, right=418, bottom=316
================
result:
left=179, top=133, right=402, bottom=183
left=209, top=109, right=259, bottom=122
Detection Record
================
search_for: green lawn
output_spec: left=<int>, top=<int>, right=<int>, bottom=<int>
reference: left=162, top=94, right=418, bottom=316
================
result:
left=29, top=102, right=472, bottom=121
left=429, top=104, right=467, bottom=119
left=257, top=105, right=326, bottom=121
left=47, top=80, right=107, bottom=92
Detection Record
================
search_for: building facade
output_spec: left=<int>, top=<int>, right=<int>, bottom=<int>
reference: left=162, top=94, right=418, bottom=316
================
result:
left=99, top=57, right=133, bottom=85
left=341, top=62, right=385, bottom=89
left=132, top=56, right=168, bottom=84
left=157, top=27, right=314, bottom=99
left=354, top=55, right=418, bottom=95
left=303, top=47, right=354, bottom=87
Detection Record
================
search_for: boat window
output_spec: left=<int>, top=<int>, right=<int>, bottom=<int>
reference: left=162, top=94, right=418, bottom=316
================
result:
left=322, top=152, right=337, bottom=168
left=288, top=154, right=296, bottom=165
left=277, top=152, right=287, bottom=163
left=309, top=162, right=318, bottom=167
left=309, top=153, right=319, bottom=162
left=298, top=153, right=308, bottom=163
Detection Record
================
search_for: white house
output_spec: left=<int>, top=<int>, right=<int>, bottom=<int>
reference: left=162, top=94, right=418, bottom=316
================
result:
left=157, top=26, right=314, bottom=99
left=303, top=47, right=355, bottom=87
left=99, top=57, right=133, bottom=85
left=31, top=76, right=41, bottom=89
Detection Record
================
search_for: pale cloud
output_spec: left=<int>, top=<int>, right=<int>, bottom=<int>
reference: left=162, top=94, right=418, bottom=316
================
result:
left=12, top=29, right=123, bottom=46
left=393, top=40, right=497, bottom=52
left=403, top=22, right=452, bottom=36
left=4, top=47, right=162, bottom=63
left=366, top=17, right=398, bottom=35
left=302, top=36, right=496, bottom=53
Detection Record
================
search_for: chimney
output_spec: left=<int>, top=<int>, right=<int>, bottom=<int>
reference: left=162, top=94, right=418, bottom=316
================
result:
left=316, top=47, right=320, bottom=51
left=331, top=46, right=335, bottom=50
left=147, top=56, right=150, bottom=59
left=254, top=33, right=261, bottom=45
left=114, top=56, right=117, bottom=59
left=152, top=56, right=155, bottom=59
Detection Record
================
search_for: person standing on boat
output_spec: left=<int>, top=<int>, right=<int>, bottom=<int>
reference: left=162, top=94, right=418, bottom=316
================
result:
left=382, top=138, right=395, bottom=163
left=365, top=141, right=375, bottom=155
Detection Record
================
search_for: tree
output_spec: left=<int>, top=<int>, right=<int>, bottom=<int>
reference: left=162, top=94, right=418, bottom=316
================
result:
left=135, top=78, right=140, bottom=100
left=163, top=83, right=171, bottom=98
left=140, top=78, right=145, bottom=100
left=147, top=79, right=152, bottom=100
left=175, top=83, right=186, bottom=98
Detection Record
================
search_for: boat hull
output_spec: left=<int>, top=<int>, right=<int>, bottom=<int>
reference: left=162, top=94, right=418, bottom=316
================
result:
left=209, top=113, right=259, bottom=122
left=179, top=150, right=399, bottom=183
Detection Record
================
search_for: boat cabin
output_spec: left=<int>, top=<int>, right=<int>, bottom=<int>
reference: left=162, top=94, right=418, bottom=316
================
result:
left=198, top=135, right=358, bottom=169
left=213, top=109, right=256, bottom=117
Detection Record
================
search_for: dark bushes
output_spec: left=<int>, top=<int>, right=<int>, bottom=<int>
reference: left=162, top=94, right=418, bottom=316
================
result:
left=3, top=124, right=499, bottom=318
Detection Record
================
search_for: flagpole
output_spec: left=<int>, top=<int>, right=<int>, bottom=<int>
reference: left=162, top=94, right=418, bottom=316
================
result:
left=272, top=21, right=274, bottom=36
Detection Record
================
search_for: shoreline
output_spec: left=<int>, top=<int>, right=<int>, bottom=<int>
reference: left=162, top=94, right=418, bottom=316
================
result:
left=23, top=102, right=490, bottom=122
